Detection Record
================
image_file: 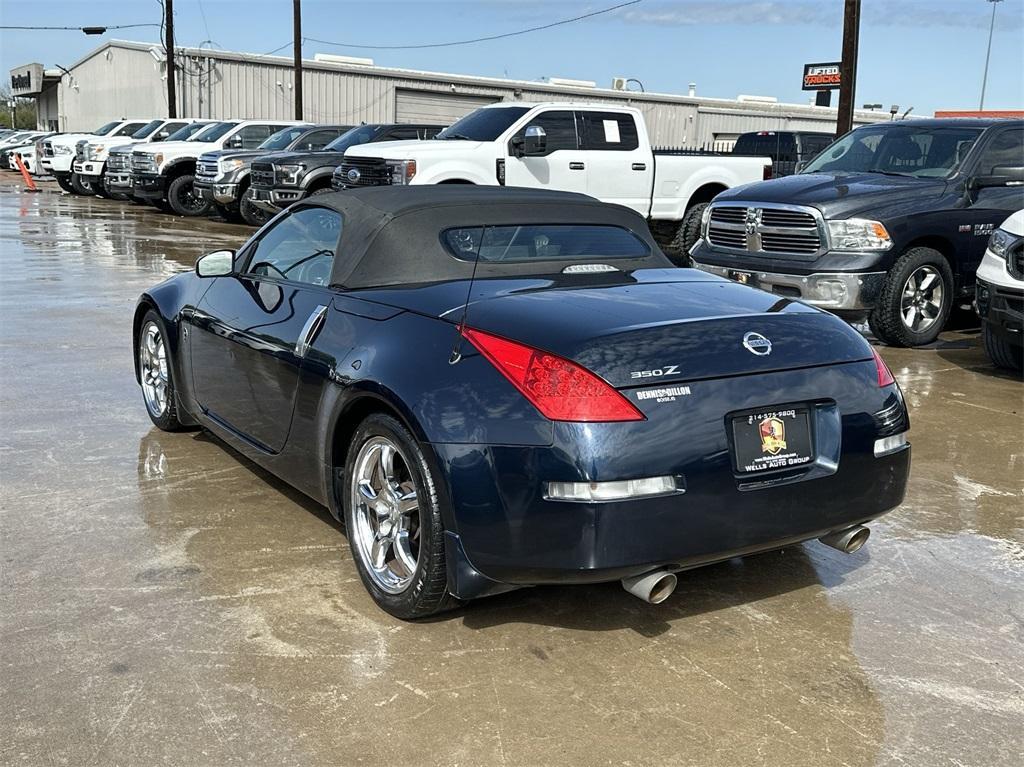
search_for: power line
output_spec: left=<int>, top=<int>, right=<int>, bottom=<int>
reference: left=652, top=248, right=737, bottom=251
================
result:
left=305, top=0, right=641, bottom=50
left=0, top=23, right=159, bottom=30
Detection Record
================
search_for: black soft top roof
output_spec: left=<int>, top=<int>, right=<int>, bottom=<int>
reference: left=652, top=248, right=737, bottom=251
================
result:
left=313, top=186, right=671, bottom=288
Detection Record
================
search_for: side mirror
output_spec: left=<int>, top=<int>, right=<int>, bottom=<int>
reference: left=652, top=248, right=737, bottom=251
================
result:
left=972, top=165, right=1024, bottom=189
left=195, top=250, right=235, bottom=277
left=226, top=136, right=244, bottom=149
left=522, top=125, right=547, bottom=156
left=156, top=130, right=169, bottom=140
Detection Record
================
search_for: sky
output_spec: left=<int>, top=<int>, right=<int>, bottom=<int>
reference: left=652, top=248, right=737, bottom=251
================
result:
left=1, top=0, right=1022, bottom=116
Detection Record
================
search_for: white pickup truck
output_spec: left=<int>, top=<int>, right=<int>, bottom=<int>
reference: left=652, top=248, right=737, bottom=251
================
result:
left=40, top=119, right=151, bottom=194
left=337, top=102, right=772, bottom=259
left=131, top=119, right=303, bottom=216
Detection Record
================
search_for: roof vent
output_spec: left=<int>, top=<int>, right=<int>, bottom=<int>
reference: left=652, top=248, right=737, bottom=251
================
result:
left=547, top=77, right=597, bottom=89
left=736, top=94, right=779, bottom=104
left=313, top=53, right=374, bottom=67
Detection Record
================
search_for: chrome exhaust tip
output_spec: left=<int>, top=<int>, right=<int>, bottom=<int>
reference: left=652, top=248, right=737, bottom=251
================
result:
left=819, top=525, right=870, bottom=554
left=621, top=570, right=678, bottom=604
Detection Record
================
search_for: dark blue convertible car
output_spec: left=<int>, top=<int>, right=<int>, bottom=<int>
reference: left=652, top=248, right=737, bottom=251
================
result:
left=134, top=186, right=910, bottom=618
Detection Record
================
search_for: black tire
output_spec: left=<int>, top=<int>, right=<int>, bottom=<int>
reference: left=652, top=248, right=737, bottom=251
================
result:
left=664, top=203, right=708, bottom=266
left=309, top=187, right=334, bottom=197
left=869, top=247, right=954, bottom=347
left=213, top=202, right=243, bottom=223
left=55, top=174, right=75, bottom=194
left=982, top=323, right=1023, bottom=371
left=148, top=198, right=173, bottom=212
left=167, top=173, right=210, bottom=217
left=94, top=175, right=111, bottom=198
left=69, top=173, right=95, bottom=196
left=136, top=311, right=186, bottom=431
left=239, top=187, right=270, bottom=227
left=342, top=413, right=459, bottom=619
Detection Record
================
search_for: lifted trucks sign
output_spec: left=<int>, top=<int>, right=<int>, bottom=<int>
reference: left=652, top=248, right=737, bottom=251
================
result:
left=802, top=62, right=841, bottom=91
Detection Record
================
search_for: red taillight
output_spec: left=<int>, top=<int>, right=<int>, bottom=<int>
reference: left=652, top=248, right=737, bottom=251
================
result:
left=872, top=347, right=895, bottom=387
left=763, top=164, right=773, bottom=180
left=461, top=327, right=645, bottom=422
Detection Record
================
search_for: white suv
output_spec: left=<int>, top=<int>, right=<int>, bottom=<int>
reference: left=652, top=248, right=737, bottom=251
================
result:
left=976, top=209, right=1024, bottom=371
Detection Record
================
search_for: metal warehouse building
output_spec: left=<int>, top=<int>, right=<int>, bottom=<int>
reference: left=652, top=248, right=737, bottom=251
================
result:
left=10, top=40, right=883, bottom=146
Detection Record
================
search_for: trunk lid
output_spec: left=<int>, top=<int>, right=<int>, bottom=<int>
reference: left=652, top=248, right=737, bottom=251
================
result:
left=458, top=272, right=870, bottom=386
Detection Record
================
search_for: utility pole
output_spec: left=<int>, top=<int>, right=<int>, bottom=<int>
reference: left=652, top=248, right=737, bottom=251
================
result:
left=165, top=0, right=177, bottom=118
left=835, top=0, right=860, bottom=138
left=979, top=0, right=1003, bottom=110
left=293, top=0, right=303, bottom=120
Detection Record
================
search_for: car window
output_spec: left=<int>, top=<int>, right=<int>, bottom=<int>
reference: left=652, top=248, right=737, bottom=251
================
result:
left=114, top=122, right=147, bottom=137
left=578, top=112, right=640, bottom=151
left=244, top=206, right=341, bottom=286
left=512, top=111, right=578, bottom=154
left=191, top=122, right=239, bottom=142
left=443, top=224, right=650, bottom=262
left=802, top=125, right=983, bottom=177
left=156, top=121, right=188, bottom=140
left=132, top=120, right=165, bottom=139
left=975, top=128, right=1024, bottom=176
left=386, top=127, right=422, bottom=140
left=734, top=133, right=797, bottom=160
left=92, top=121, right=121, bottom=135
left=258, top=126, right=310, bottom=151
left=300, top=129, right=345, bottom=151
left=799, top=135, right=833, bottom=159
left=324, top=125, right=379, bottom=152
left=236, top=125, right=280, bottom=148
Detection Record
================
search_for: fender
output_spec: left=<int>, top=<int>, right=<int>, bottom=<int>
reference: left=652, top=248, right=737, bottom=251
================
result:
left=300, top=166, right=336, bottom=190
left=161, top=157, right=197, bottom=176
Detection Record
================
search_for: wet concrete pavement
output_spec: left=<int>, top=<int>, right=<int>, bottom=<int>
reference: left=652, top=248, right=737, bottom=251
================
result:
left=1, top=177, right=1022, bottom=766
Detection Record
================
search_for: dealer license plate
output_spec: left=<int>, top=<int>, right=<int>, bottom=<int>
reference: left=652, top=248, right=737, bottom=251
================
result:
left=728, top=270, right=755, bottom=286
left=732, top=407, right=814, bottom=474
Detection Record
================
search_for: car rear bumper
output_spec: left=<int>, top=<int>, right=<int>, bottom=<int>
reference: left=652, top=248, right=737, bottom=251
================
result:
left=435, top=360, right=910, bottom=597
left=976, top=277, right=1024, bottom=347
left=132, top=173, right=168, bottom=198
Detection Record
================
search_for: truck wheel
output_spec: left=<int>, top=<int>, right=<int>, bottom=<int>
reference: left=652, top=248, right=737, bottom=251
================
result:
left=70, top=173, right=95, bottom=196
left=663, top=203, right=708, bottom=267
left=167, top=174, right=210, bottom=217
left=982, top=323, right=1023, bottom=371
left=55, top=175, right=75, bottom=194
left=869, top=247, right=953, bottom=347
left=213, top=203, right=243, bottom=224
left=94, top=174, right=111, bottom=198
left=239, top=188, right=270, bottom=227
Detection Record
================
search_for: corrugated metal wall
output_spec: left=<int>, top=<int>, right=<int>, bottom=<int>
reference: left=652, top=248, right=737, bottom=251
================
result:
left=55, top=42, right=882, bottom=142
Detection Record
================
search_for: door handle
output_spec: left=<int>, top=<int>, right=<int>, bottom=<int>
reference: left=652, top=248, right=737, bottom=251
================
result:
left=295, top=304, right=328, bottom=358
left=569, top=162, right=585, bottom=170
left=632, top=163, right=647, bottom=171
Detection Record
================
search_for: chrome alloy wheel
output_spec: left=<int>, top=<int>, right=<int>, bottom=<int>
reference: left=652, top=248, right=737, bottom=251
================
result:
left=350, top=437, right=421, bottom=594
left=139, top=322, right=169, bottom=417
left=900, top=265, right=944, bottom=333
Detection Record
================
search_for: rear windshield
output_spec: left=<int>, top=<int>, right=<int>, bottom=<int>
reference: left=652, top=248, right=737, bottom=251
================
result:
left=436, top=107, right=530, bottom=142
left=190, top=122, right=239, bottom=142
left=442, top=225, right=650, bottom=262
left=733, top=132, right=797, bottom=159
left=132, top=120, right=165, bottom=139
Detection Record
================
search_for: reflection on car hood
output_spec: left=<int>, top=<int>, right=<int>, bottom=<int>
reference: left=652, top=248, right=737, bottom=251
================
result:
left=345, top=138, right=484, bottom=158
left=717, top=172, right=946, bottom=219
left=253, top=150, right=342, bottom=168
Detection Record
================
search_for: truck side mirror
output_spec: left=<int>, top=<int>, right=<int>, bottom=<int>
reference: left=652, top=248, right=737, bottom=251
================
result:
left=195, top=250, right=235, bottom=277
left=226, top=136, right=244, bottom=149
left=522, top=125, right=547, bottom=157
left=972, top=165, right=1024, bottom=189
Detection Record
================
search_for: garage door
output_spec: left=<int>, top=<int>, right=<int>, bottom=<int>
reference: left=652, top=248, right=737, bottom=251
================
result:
left=395, top=89, right=499, bottom=125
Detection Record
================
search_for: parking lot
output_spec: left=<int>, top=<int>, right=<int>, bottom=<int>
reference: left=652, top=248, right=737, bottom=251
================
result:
left=1, top=176, right=1021, bottom=766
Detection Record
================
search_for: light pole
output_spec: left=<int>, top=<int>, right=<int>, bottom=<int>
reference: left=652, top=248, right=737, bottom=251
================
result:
left=979, top=0, right=1003, bottom=110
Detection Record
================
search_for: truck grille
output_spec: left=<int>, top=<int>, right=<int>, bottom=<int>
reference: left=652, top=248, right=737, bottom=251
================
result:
left=196, top=158, right=219, bottom=182
left=131, top=152, right=156, bottom=172
left=107, top=153, right=129, bottom=172
left=335, top=157, right=391, bottom=188
left=1008, top=242, right=1024, bottom=282
left=706, top=204, right=823, bottom=257
left=251, top=163, right=275, bottom=188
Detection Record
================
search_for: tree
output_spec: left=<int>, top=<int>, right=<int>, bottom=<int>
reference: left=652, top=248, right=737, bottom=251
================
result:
left=0, top=87, right=39, bottom=130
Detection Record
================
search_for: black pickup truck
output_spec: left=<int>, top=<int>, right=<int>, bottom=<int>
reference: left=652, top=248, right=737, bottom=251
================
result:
left=691, top=119, right=1024, bottom=346
left=249, top=123, right=444, bottom=215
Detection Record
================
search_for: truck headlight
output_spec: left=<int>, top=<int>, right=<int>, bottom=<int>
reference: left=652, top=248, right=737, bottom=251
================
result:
left=987, top=228, right=1018, bottom=260
left=274, top=164, right=303, bottom=185
left=218, top=158, right=246, bottom=178
left=87, top=144, right=107, bottom=160
left=386, top=159, right=416, bottom=185
left=827, top=219, right=893, bottom=251
left=700, top=204, right=712, bottom=239
left=55, top=145, right=72, bottom=155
